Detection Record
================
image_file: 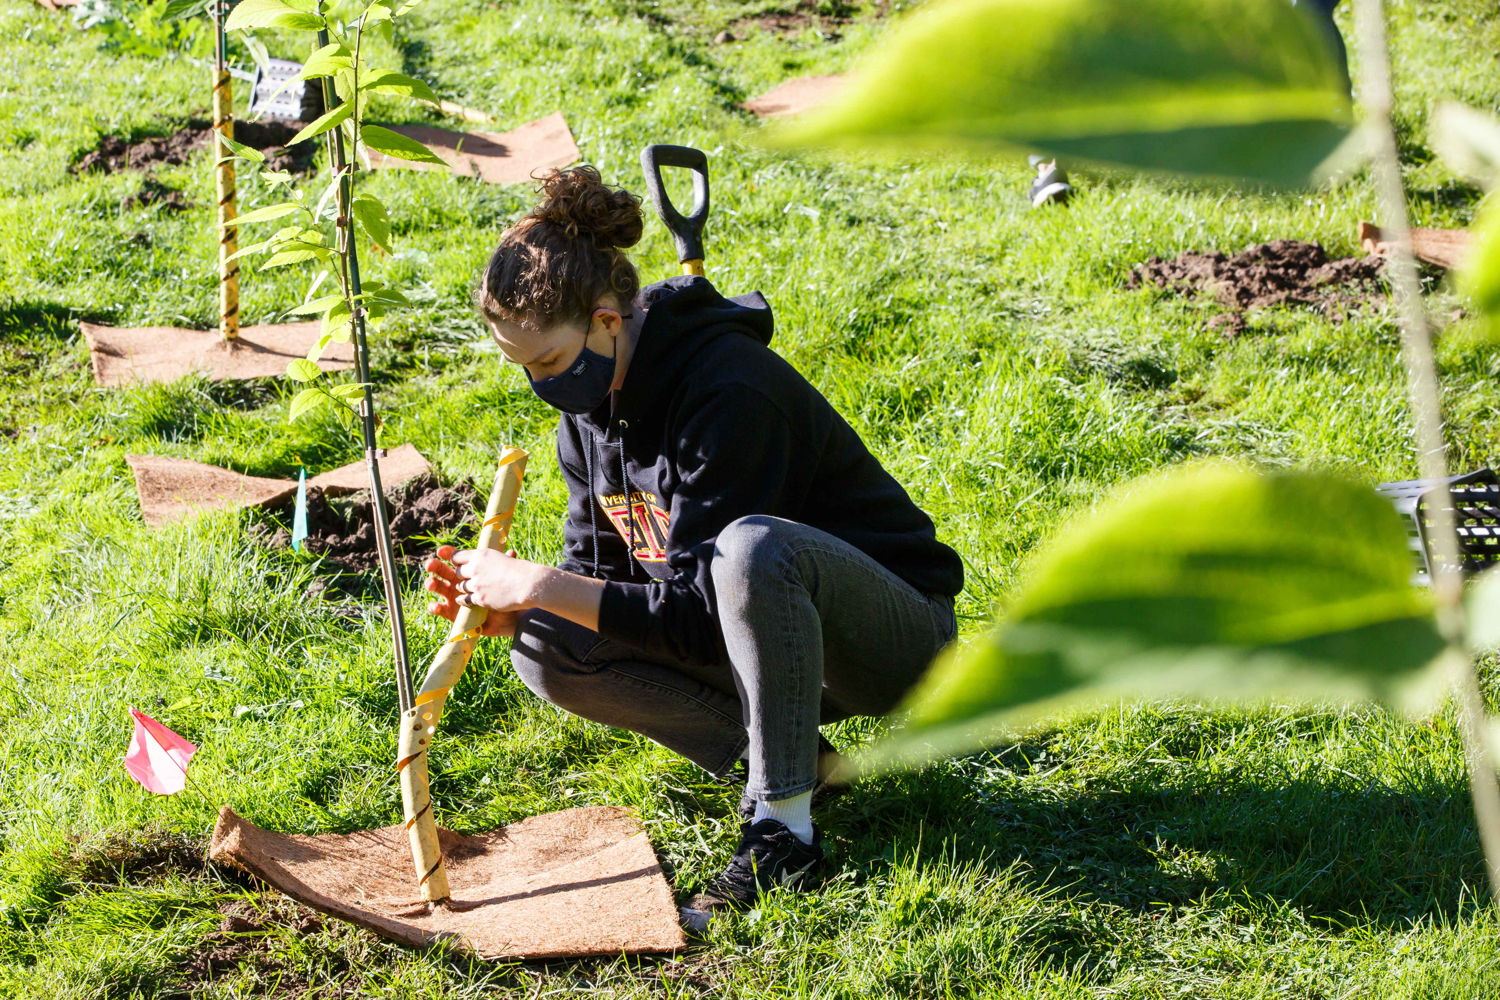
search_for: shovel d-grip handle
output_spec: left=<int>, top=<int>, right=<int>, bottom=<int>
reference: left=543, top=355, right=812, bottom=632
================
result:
left=398, top=447, right=528, bottom=903
left=640, top=144, right=710, bottom=275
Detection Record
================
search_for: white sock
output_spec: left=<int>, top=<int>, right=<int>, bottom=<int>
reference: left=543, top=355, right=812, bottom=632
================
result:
left=753, top=791, right=814, bottom=844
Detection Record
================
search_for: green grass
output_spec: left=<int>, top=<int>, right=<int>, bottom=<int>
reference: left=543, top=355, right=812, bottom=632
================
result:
left=3, top=0, right=1500, bottom=995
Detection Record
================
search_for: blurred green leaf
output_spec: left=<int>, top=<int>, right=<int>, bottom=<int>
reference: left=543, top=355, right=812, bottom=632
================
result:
left=359, top=69, right=437, bottom=104
left=297, top=41, right=352, bottom=80
left=863, top=463, right=1443, bottom=772
left=224, top=0, right=322, bottom=32
left=774, top=0, right=1353, bottom=187
left=1469, top=569, right=1500, bottom=653
left=285, top=358, right=322, bottom=382
left=214, top=131, right=266, bottom=164
left=231, top=201, right=303, bottom=225
left=1459, top=196, right=1500, bottom=328
left=287, top=292, right=345, bottom=316
left=359, top=124, right=445, bottom=165
left=1431, top=101, right=1500, bottom=188
left=288, top=101, right=352, bottom=147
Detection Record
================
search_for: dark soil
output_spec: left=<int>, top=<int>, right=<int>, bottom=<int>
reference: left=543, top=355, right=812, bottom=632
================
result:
left=259, top=472, right=481, bottom=572
left=1127, top=239, right=1387, bottom=337
left=74, top=118, right=316, bottom=175
left=727, top=0, right=881, bottom=41
left=121, top=178, right=192, bottom=212
left=167, top=898, right=366, bottom=999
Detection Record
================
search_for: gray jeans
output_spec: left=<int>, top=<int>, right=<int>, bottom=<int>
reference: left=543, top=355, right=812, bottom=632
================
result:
left=510, top=515, right=958, bottom=802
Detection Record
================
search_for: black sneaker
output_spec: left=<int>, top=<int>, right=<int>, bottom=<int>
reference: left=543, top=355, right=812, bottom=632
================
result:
left=680, top=819, right=825, bottom=933
left=1028, top=154, right=1073, bottom=207
left=735, top=734, right=846, bottom=821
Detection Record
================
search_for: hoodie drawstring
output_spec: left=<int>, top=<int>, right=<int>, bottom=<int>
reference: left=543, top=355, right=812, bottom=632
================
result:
left=584, top=441, right=600, bottom=578
left=618, top=419, right=637, bottom=579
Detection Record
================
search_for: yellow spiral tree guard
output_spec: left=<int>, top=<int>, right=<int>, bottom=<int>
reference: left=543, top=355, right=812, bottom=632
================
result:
left=398, top=447, right=528, bottom=902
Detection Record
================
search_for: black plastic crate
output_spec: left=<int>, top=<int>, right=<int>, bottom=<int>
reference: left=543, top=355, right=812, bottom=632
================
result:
left=1376, top=467, right=1500, bottom=586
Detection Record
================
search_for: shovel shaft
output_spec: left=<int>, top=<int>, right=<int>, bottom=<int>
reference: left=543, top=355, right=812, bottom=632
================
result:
left=398, top=448, right=528, bottom=901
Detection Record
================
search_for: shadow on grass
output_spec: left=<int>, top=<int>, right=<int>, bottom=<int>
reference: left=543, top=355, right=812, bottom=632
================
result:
left=0, top=299, right=91, bottom=341
left=829, top=750, right=1481, bottom=932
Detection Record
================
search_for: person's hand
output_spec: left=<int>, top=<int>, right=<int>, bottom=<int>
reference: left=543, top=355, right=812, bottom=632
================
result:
left=424, top=544, right=538, bottom=638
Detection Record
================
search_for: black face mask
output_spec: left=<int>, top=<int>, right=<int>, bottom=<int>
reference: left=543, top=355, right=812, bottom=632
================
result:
left=527, top=319, right=617, bottom=414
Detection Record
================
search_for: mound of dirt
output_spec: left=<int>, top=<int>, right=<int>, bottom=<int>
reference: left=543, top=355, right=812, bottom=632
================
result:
left=121, top=178, right=192, bottom=212
left=258, top=472, right=480, bottom=572
left=74, top=119, right=316, bottom=176
left=1127, top=239, right=1387, bottom=337
left=170, top=898, right=365, bottom=998
left=65, top=827, right=207, bottom=886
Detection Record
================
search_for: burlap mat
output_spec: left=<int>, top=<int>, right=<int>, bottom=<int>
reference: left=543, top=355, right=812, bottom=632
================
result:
left=741, top=75, right=847, bottom=118
left=366, top=112, right=579, bottom=185
left=1359, top=222, right=1472, bottom=271
left=128, top=444, right=430, bottom=527
left=210, top=806, right=686, bottom=960
left=81, top=321, right=354, bottom=387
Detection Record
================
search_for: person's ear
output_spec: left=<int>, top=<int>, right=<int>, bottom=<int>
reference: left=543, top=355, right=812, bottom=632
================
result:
left=596, top=307, right=625, bottom=339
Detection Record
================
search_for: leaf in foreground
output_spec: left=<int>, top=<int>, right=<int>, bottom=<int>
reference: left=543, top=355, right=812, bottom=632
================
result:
left=861, top=463, right=1444, bottom=772
left=773, top=0, right=1354, bottom=187
left=360, top=125, right=446, bottom=165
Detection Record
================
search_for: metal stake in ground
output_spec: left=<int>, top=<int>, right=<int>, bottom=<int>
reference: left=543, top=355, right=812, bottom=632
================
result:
left=314, top=31, right=414, bottom=714
left=213, top=0, right=239, bottom=342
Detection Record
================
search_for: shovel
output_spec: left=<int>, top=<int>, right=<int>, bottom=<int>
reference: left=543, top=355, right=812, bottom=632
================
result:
left=640, top=144, right=710, bottom=276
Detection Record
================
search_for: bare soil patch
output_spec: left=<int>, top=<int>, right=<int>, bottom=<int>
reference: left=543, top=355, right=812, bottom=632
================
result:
left=122, top=178, right=192, bottom=212
left=74, top=119, right=316, bottom=175
left=169, top=898, right=365, bottom=999
left=1127, top=239, right=1387, bottom=336
left=258, top=471, right=480, bottom=572
left=724, top=0, right=887, bottom=41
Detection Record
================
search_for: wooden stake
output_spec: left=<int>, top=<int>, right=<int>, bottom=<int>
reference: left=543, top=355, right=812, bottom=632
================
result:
left=398, top=447, right=528, bottom=902
left=213, top=3, right=239, bottom=341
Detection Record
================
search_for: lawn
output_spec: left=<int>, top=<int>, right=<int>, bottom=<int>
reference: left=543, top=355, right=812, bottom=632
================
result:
left=2, top=0, right=1500, bottom=996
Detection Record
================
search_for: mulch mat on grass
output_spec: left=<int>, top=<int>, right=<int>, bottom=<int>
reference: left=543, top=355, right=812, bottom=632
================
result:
left=1127, top=239, right=1387, bottom=336
left=73, top=119, right=316, bottom=175
left=364, top=112, right=579, bottom=186
left=256, top=469, right=479, bottom=572
left=741, top=74, right=846, bottom=118
left=82, top=320, right=352, bottom=386
left=210, top=805, right=686, bottom=961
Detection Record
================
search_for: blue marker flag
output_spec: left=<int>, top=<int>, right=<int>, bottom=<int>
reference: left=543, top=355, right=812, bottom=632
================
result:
left=291, top=467, right=308, bottom=552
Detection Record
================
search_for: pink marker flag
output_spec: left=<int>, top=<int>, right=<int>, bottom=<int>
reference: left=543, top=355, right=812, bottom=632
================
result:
left=123, top=708, right=197, bottom=795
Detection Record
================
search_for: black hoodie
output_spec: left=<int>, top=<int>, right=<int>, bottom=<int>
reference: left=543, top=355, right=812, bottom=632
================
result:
left=556, top=276, right=964, bottom=667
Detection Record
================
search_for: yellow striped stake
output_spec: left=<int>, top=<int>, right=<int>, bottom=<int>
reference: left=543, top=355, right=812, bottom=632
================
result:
left=397, top=447, right=528, bottom=902
left=213, top=64, right=240, bottom=341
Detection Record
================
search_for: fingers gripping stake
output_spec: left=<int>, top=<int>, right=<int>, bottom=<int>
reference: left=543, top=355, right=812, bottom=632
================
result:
left=398, top=447, right=528, bottom=903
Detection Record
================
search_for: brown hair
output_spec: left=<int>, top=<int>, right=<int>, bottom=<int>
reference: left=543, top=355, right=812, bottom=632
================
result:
left=475, top=166, right=644, bottom=332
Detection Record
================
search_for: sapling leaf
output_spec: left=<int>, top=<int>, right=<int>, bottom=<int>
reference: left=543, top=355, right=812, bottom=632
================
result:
left=231, top=201, right=305, bottom=225
left=299, top=41, right=353, bottom=80
left=351, top=195, right=392, bottom=252
left=363, top=1, right=394, bottom=25
left=287, top=293, right=346, bottom=316
left=288, top=387, right=328, bottom=420
left=773, top=0, right=1355, bottom=187
left=225, top=0, right=323, bottom=31
left=262, top=245, right=334, bottom=268
left=860, top=463, right=1444, bottom=772
left=214, top=132, right=267, bottom=164
left=359, top=70, right=438, bottom=105
left=289, top=101, right=353, bottom=147
left=329, top=382, right=370, bottom=398
left=393, top=0, right=428, bottom=15
left=162, top=0, right=211, bottom=20
left=260, top=169, right=296, bottom=188
left=222, top=225, right=300, bottom=263
left=360, top=125, right=446, bottom=165
left=286, top=358, right=322, bottom=382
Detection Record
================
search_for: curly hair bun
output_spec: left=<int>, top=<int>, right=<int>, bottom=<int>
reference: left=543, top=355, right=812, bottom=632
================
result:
left=529, top=166, right=644, bottom=251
